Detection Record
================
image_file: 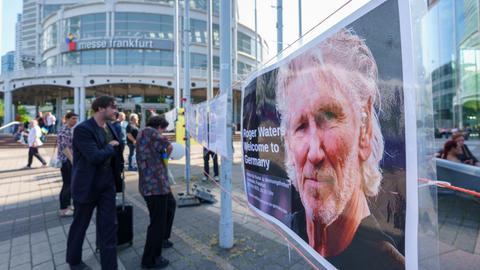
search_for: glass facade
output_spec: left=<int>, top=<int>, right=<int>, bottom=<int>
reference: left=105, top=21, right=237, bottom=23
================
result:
left=237, top=31, right=258, bottom=58
left=41, top=23, right=57, bottom=51
left=423, top=0, right=480, bottom=138
left=43, top=4, right=61, bottom=19
left=115, top=12, right=173, bottom=40
left=114, top=49, right=173, bottom=66
left=42, top=6, right=257, bottom=71
left=81, top=50, right=106, bottom=65
left=41, top=56, right=57, bottom=68
left=64, top=13, right=106, bottom=39
left=237, top=61, right=253, bottom=75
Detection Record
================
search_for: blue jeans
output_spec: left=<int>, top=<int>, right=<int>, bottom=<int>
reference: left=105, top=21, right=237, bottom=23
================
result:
left=127, top=143, right=136, bottom=169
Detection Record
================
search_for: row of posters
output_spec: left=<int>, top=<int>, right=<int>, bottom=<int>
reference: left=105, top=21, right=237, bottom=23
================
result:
left=185, top=92, right=228, bottom=157
left=241, top=0, right=417, bottom=269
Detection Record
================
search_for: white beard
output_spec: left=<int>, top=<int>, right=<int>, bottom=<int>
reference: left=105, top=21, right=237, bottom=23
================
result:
left=292, top=147, right=358, bottom=226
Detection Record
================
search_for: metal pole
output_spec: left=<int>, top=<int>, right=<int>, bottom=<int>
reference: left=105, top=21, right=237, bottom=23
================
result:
left=4, top=90, right=13, bottom=130
left=174, top=0, right=181, bottom=109
left=207, top=0, right=213, bottom=100
left=254, top=0, right=258, bottom=67
left=298, top=0, right=302, bottom=38
left=219, top=0, right=233, bottom=249
left=277, top=0, right=283, bottom=53
left=183, top=0, right=192, bottom=195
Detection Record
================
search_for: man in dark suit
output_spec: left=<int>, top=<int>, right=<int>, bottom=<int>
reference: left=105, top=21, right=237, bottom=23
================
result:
left=66, top=96, right=121, bottom=270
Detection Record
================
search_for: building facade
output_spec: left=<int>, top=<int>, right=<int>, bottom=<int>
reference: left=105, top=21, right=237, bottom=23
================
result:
left=1, top=52, right=15, bottom=74
left=1, top=0, right=265, bottom=129
left=423, top=0, right=480, bottom=137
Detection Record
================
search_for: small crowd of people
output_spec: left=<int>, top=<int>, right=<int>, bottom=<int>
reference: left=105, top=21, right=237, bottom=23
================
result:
left=46, top=96, right=176, bottom=270
left=439, top=132, right=479, bottom=166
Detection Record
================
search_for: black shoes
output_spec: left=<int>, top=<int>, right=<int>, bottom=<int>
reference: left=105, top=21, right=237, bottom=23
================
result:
left=69, top=261, right=92, bottom=270
left=142, top=257, right=169, bottom=269
left=163, top=240, right=173, bottom=249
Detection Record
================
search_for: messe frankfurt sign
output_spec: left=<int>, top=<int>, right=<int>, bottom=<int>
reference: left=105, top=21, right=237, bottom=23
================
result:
left=62, top=37, right=173, bottom=52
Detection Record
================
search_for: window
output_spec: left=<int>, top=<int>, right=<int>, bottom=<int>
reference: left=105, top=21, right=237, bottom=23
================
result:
left=114, top=49, right=173, bottom=66
left=63, top=52, right=80, bottom=66
left=237, top=31, right=252, bottom=55
left=80, top=50, right=106, bottom=65
left=115, top=12, right=173, bottom=40
left=64, top=14, right=106, bottom=39
left=238, top=61, right=253, bottom=75
left=41, top=23, right=57, bottom=51
left=191, top=19, right=207, bottom=43
left=191, top=53, right=207, bottom=69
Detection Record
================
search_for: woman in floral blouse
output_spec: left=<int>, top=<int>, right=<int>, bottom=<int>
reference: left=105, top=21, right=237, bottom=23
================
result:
left=136, top=115, right=175, bottom=269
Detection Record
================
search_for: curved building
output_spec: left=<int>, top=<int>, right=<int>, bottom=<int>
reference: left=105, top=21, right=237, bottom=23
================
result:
left=1, top=0, right=265, bottom=129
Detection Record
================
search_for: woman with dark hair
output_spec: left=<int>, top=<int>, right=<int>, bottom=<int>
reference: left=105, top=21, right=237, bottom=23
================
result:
left=136, top=115, right=175, bottom=269
left=441, top=140, right=462, bottom=163
left=452, top=133, right=479, bottom=166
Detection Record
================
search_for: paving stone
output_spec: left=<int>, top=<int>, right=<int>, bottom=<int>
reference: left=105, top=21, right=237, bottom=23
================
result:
left=53, top=250, right=66, bottom=266
left=32, top=260, right=54, bottom=270
left=10, top=243, right=30, bottom=256
left=31, top=242, right=50, bottom=254
left=10, top=253, right=31, bottom=268
left=55, top=263, right=70, bottom=270
left=10, top=262, right=31, bottom=270
left=32, top=251, right=52, bottom=265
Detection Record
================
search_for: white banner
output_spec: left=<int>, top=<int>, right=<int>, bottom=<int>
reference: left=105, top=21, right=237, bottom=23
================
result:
left=163, top=108, right=177, bottom=131
left=184, top=92, right=228, bottom=157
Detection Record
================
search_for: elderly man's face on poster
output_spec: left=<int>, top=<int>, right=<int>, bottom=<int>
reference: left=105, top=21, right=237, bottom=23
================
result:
left=284, top=69, right=372, bottom=226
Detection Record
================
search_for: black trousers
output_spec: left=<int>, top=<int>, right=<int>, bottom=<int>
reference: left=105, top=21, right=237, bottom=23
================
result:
left=203, top=149, right=219, bottom=177
left=165, top=192, right=176, bottom=240
left=142, top=194, right=170, bottom=266
left=28, top=147, right=46, bottom=166
left=59, top=160, right=72, bottom=209
left=66, top=186, right=117, bottom=270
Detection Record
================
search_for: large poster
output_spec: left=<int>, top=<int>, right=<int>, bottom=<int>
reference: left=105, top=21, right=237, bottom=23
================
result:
left=242, top=0, right=414, bottom=269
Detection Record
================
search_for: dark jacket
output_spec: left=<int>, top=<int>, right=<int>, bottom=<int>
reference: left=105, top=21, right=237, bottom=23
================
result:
left=71, top=117, right=124, bottom=203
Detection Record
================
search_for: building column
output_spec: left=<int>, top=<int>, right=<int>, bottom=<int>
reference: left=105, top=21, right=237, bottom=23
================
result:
left=74, top=87, right=80, bottom=114
left=79, top=87, right=86, bottom=122
left=3, top=91, right=13, bottom=129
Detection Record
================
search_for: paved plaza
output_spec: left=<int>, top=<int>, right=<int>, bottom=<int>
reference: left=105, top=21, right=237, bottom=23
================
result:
left=0, top=141, right=480, bottom=269
left=0, top=142, right=318, bottom=270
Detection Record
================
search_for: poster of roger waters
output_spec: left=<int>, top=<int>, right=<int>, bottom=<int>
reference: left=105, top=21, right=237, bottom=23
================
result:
left=241, top=0, right=417, bottom=269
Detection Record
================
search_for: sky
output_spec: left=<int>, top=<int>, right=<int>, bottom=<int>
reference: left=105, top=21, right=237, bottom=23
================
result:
left=0, top=0, right=348, bottom=64
left=1, top=0, right=22, bottom=57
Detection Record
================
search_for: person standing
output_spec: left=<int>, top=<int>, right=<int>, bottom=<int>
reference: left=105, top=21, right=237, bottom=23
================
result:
left=136, top=116, right=174, bottom=269
left=57, top=112, right=78, bottom=217
left=66, top=96, right=122, bottom=270
left=25, top=120, right=47, bottom=169
left=202, top=147, right=219, bottom=181
left=126, top=113, right=139, bottom=171
left=113, top=112, right=127, bottom=161
left=36, top=111, right=45, bottom=129
left=46, top=112, right=57, bottom=133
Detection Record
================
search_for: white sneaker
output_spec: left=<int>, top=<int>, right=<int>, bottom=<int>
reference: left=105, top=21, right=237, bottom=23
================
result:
left=59, top=209, right=74, bottom=217
left=202, top=176, right=208, bottom=181
left=214, top=176, right=220, bottom=182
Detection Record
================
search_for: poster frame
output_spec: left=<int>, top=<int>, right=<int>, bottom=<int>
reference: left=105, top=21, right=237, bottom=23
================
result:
left=240, top=0, right=419, bottom=269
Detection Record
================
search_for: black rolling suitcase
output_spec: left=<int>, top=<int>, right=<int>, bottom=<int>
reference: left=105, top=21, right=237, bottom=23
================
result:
left=117, top=172, right=133, bottom=246
left=96, top=173, right=133, bottom=253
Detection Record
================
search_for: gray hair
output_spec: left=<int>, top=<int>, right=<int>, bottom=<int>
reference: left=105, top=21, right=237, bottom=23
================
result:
left=276, top=29, right=384, bottom=197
